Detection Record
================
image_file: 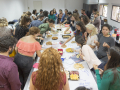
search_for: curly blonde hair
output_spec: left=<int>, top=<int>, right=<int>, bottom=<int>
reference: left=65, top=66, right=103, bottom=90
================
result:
left=35, top=47, right=64, bottom=90
left=0, top=17, right=8, bottom=27
left=86, top=24, right=98, bottom=36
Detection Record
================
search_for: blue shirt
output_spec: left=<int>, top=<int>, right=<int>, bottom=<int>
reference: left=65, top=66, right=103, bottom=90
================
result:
left=61, top=14, right=68, bottom=22
left=30, top=20, right=43, bottom=27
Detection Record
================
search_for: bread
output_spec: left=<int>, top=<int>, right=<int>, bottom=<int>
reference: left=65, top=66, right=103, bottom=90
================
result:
left=52, top=37, right=58, bottom=40
left=46, top=42, right=52, bottom=45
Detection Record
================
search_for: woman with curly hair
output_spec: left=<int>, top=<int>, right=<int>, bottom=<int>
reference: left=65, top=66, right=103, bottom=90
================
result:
left=80, top=15, right=90, bottom=25
left=30, top=48, right=70, bottom=90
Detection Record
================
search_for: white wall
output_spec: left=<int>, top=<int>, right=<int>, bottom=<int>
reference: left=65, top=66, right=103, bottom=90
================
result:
left=25, top=0, right=83, bottom=15
left=0, top=0, right=25, bottom=21
left=83, top=0, right=98, bottom=4
left=99, top=0, right=120, bottom=29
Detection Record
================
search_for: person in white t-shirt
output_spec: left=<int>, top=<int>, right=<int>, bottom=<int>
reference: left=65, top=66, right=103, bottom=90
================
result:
left=85, top=24, right=98, bottom=51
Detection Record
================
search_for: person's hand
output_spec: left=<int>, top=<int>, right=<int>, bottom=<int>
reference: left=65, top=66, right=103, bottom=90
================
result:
left=40, top=37, right=44, bottom=40
left=71, top=21, right=73, bottom=25
left=93, top=64, right=98, bottom=70
left=98, top=68, right=103, bottom=74
left=80, top=54, right=84, bottom=60
left=103, top=42, right=109, bottom=47
left=94, top=40, right=98, bottom=45
left=61, top=43, right=65, bottom=47
left=84, top=32, right=88, bottom=38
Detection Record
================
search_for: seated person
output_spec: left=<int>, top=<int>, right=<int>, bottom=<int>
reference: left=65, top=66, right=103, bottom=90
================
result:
left=38, top=19, right=55, bottom=35
left=48, top=10, right=56, bottom=21
left=30, top=48, right=70, bottom=90
left=62, top=11, right=72, bottom=24
left=42, top=10, right=48, bottom=23
left=31, top=9, right=37, bottom=21
left=94, top=24, right=115, bottom=64
left=57, top=9, right=63, bottom=24
left=93, top=46, right=120, bottom=90
left=0, top=36, right=21, bottom=90
left=64, top=13, right=80, bottom=34
left=75, top=35, right=105, bottom=71
left=60, top=9, right=68, bottom=23
left=62, top=21, right=86, bottom=47
left=80, top=15, right=90, bottom=25
left=85, top=24, right=98, bottom=51
left=30, top=14, right=44, bottom=27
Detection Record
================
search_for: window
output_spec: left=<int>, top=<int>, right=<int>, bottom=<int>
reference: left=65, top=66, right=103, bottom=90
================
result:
left=111, top=5, right=120, bottom=22
left=99, top=5, right=108, bottom=17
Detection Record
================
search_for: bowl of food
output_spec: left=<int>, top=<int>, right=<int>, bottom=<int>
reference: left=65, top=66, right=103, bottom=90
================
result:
left=46, top=41, right=52, bottom=45
left=66, top=48, right=74, bottom=53
left=69, top=71, right=79, bottom=81
left=52, top=37, right=58, bottom=40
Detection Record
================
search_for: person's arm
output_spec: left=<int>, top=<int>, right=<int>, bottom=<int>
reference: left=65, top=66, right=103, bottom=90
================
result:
left=61, top=14, right=65, bottom=23
left=94, top=41, right=100, bottom=47
left=29, top=74, right=35, bottom=90
left=82, top=46, right=91, bottom=62
left=62, top=20, right=67, bottom=24
left=95, top=69, right=113, bottom=90
left=13, top=28, right=16, bottom=35
left=8, top=66, right=21, bottom=90
left=36, top=50, right=41, bottom=57
left=32, top=16, right=36, bottom=20
left=64, top=27, right=70, bottom=34
left=61, top=35, right=75, bottom=46
left=63, top=74, right=70, bottom=90
left=89, top=35, right=98, bottom=49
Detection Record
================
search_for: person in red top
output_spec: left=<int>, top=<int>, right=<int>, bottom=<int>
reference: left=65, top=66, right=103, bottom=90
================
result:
left=0, top=36, right=21, bottom=90
left=14, top=27, right=41, bottom=90
left=30, top=48, right=70, bottom=90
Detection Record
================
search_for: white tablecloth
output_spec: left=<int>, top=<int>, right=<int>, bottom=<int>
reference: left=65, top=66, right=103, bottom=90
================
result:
left=25, top=25, right=98, bottom=90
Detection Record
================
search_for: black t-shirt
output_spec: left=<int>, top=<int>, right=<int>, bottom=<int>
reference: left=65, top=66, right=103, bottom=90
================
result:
left=15, top=24, right=29, bottom=40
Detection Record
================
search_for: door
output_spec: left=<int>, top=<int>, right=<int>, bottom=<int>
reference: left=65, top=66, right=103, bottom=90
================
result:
left=33, top=1, right=42, bottom=13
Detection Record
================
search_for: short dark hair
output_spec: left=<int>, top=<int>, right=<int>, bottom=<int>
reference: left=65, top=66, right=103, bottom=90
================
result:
left=38, top=14, right=44, bottom=19
left=75, top=86, right=90, bottom=90
left=93, top=9, right=97, bottom=12
left=102, top=24, right=111, bottom=31
left=40, top=9, right=43, bottom=12
left=75, top=35, right=85, bottom=47
left=32, top=9, right=37, bottom=14
left=29, top=27, right=40, bottom=35
left=43, top=11, right=48, bottom=17
left=0, top=36, right=17, bottom=53
left=59, top=9, right=62, bottom=12
left=49, top=19, right=55, bottom=23
left=67, top=11, right=72, bottom=15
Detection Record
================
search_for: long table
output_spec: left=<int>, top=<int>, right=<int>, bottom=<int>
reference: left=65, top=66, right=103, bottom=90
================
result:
left=24, top=25, right=98, bottom=90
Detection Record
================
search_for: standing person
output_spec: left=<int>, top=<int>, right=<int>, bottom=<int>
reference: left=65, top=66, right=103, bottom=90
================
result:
left=94, top=24, right=115, bottom=64
left=14, top=16, right=31, bottom=40
left=48, top=10, right=56, bottom=22
left=30, top=15, right=44, bottom=27
left=93, top=46, right=120, bottom=90
left=90, top=9, right=97, bottom=21
left=60, top=9, right=68, bottom=23
left=31, top=9, right=37, bottom=21
left=0, top=36, right=21, bottom=90
left=92, top=11, right=101, bottom=33
left=14, top=27, right=42, bottom=90
left=42, top=10, right=48, bottom=23
left=53, top=8, right=58, bottom=24
left=57, top=9, right=63, bottom=24
left=85, top=24, right=98, bottom=51
left=81, top=9, right=87, bottom=16
left=75, top=35, right=105, bottom=71
left=30, top=48, right=70, bottom=90
left=61, top=21, right=86, bottom=47
left=80, top=15, right=90, bottom=25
